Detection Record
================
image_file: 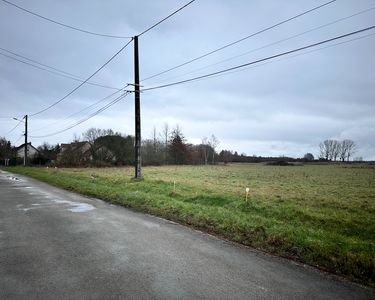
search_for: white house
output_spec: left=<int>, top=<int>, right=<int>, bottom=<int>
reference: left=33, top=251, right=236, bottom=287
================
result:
left=16, top=143, right=39, bottom=159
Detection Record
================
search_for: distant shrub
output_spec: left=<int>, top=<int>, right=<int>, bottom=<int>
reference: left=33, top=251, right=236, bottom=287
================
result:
left=266, top=160, right=295, bottom=166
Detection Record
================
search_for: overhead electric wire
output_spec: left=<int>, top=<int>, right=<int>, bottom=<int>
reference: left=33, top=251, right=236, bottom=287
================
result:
left=4, top=119, right=22, bottom=135
left=0, top=46, right=82, bottom=77
left=13, top=134, right=23, bottom=145
left=29, top=38, right=133, bottom=117
left=1, top=0, right=194, bottom=141
left=0, top=0, right=132, bottom=39
left=152, top=6, right=375, bottom=84
left=40, top=89, right=125, bottom=127
left=29, top=93, right=127, bottom=138
left=26, top=0, right=195, bottom=119
left=138, top=0, right=196, bottom=37
left=0, top=46, right=121, bottom=90
left=0, top=114, right=23, bottom=120
left=0, top=51, right=121, bottom=90
left=141, top=25, right=375, bottom=92
left=141, top=0, right=336, bottom=82
left=190, top=32, right=375, bottom=83
left=29, top=91, right=130, bottom=138
left=31, top=86, right=128, bottom=133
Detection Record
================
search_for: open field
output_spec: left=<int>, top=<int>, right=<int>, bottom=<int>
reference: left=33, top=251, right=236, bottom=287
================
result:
left=4, top=164, right=375, bottom=286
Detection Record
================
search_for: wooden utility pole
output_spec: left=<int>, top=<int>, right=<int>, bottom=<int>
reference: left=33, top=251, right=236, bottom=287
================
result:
left=24, top=114, right=28, bottom=166
left=134, top=36, right=142, bottom=178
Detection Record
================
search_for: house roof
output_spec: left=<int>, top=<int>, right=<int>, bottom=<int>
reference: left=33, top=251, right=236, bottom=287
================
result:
left=61, top=141, right=89, bottom=147
left=16, top=142, right=39, bottom=152
left=60, top=141, right=91, bottom=155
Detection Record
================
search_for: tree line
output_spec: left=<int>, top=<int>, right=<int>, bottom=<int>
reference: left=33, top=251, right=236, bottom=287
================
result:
left=0, top=130, right=364, bottom=167
left=55, top=124, right=221, bottom=167
left=319, top=139, right=356, bottom=162
left=139, top=124, right=220, bottom=166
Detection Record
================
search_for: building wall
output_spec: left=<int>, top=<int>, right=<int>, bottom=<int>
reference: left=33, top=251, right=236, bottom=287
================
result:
left=17, top=145, right=38, bottom=159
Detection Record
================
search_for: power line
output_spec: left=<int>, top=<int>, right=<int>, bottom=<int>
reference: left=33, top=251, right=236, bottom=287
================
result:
left=13, top=134, right=23, bottom=145
left=141, top=25, right=375, bottom=92
left=1, top=0, right=195, bottom=39
left=31, top=87, right=127, bottom=133
left=138, top=0, right=196, bottom=37
left=59, top=86, right=129, bottom=120
left=0, top=46, right=121, bottom=89
left=0, top=0, right=132, bottom=39
left=0, top=115, right=23, bottom=120
left=141, top=0, right=337, bottom=82
left=0, top=51, right=121, bottom=90
left=4, top=119, right=22, bottom=135
left=0, top=46, right=81, bottom=78
left=29, top=93, right=127, bottom=138
left=152, top=6, right=375, bottom=85
left=27, top=0, right=196, bottom=118
left=2, top=0, right=195, bottom=142
left=191, top=32, right=375, bottom=83
left=29, top=91, right=130, bottom=138
left=29, top=38, right=133, bottom=117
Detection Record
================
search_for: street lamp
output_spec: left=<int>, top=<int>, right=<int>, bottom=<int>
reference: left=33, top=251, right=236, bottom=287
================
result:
left=13, top=117, right=24, bottom=122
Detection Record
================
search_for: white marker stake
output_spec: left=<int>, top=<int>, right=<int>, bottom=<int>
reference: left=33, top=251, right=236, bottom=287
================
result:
left=245, top=187, right=250, bottom=202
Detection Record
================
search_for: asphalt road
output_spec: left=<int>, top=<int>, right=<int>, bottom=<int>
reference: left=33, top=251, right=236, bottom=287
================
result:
left=0, top=170, right=373, bottom=299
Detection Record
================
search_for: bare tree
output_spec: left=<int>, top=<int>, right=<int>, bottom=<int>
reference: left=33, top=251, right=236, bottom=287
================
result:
left=209, top=134, right=220, bottom=164
left=201, top=137, right=209, bottom=165
left=0, top=137, right=14, bottom=162
left=342, top=139, right=356, bottom=162
left=141, top=127, right=164, bottom=165
left=82, top=128, right=114, bottom=162
left=339, top=142, right=347, bottom=162
left=328, top=140, right=335, bottom=160
left=162, top=123, right=169, bottom=164
left=83, top=128, right=114, bottom=143
left=319, top=140, right=330, bottom=160
left=332, top=140, right=341, bottom=161
left=72, top=133, right=81, bottom=143
left=152, top=126, right=158, bottom=155
left=320, top=139, right=341, bottom=161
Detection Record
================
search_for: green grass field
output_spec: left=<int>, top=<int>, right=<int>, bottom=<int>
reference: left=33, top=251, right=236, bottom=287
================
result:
left=4, top=164, right=375, bottom=285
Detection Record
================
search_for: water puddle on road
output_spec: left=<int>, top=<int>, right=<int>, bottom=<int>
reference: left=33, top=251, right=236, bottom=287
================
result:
left=16, top=199, right=95, bottom=214
left=52, top=199, right=95, bottom=213
left=22, top=208, right=35, bottom=212
left=3, top=171, right=94, bottom=214
left=69, top=203, right=95, bottom=213
left=142, top=221, right=160, bottom=229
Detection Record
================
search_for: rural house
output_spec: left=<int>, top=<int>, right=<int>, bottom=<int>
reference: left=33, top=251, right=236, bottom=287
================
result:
left=58, top=141, right=92, bottom=166
left=58, top=140, right=116, bottom=166
left=16, top=143, right=39, bottom=159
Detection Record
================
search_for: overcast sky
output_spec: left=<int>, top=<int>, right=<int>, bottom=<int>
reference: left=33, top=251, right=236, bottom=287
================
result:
left=0, top=0, right=374, bottom=159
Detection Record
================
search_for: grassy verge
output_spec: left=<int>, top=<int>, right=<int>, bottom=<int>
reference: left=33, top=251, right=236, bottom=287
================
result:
left=3, top=164, right=374, bottom=286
